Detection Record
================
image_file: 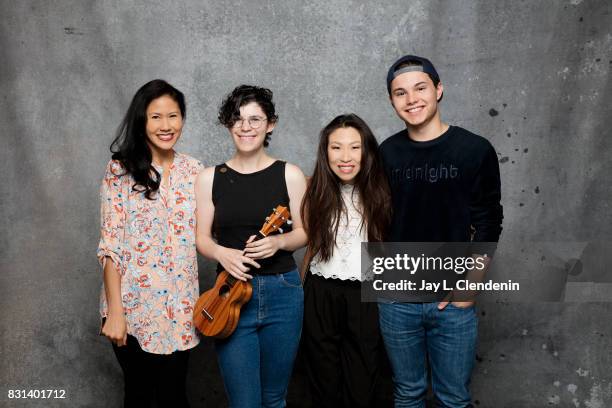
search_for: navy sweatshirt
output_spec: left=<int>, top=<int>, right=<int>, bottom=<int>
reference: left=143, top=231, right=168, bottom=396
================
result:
left=379, top=126, right=503, bottom=247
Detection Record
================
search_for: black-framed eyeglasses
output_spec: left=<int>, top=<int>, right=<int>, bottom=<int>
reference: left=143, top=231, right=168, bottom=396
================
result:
left=231, top=117, right=267, bottom=129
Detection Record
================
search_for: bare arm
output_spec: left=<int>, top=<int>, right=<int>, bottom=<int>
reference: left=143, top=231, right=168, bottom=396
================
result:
left=281, top=163, right=308, bottom=250
left=195, top=167, right=260, bottom=281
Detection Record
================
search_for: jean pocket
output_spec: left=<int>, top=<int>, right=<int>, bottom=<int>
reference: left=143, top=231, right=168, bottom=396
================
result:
left=278, top=270, right=303, bottom=288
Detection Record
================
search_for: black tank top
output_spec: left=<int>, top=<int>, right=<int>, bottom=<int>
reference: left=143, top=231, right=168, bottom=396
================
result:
left=212, top=160, right=297, bottom=275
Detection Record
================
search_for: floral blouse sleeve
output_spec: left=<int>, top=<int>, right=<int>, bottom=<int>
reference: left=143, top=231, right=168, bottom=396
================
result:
left=97, top=160, right=127, bottom=274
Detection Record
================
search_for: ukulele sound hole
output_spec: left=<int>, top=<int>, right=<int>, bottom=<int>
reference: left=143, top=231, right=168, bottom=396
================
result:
left=219, top=285, right=231, bottom=298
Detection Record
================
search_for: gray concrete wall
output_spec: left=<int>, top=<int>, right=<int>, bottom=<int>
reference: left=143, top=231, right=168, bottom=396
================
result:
left=1, top=0, right=610, bottom=406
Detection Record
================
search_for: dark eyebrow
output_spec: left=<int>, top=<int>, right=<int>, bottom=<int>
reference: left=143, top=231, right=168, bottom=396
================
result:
left=329, top=140, right=362, bottom=145
left=149, top=111, right=180, bottom=115
left=392, top=81, right=429, bottom=93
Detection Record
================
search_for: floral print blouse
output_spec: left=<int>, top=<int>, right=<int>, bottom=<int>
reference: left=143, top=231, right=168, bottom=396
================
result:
left=97, top=152, right=203, bottom=354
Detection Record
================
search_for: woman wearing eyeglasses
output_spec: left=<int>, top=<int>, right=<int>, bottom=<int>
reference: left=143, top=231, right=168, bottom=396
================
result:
left=195, top=85, right=307, bottom=407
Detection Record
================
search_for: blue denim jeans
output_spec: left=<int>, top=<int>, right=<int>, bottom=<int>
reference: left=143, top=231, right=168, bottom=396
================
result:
left=215, top=268, right=304, bottom=408
left=378, top=302, right=478, bottom=408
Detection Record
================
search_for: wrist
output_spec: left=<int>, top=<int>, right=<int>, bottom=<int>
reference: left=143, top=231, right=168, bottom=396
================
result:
left=274, top=235, right=286, bottom=251
left=211, top=243, right=225, bottom=262
left=108, top=305, right=125, bottom=317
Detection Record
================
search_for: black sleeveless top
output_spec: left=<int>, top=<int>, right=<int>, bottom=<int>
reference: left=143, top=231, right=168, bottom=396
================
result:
left=212, top=160, right=297, bottom=275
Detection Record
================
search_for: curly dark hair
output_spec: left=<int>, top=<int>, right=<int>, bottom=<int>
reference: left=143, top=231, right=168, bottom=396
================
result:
left=218, top=84, right=278, bottom=147
left=110, top=79, right=186, bottom=199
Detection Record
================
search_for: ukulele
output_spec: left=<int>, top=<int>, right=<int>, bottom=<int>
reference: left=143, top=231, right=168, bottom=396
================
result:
left=193, top=205, right=292, bottom=338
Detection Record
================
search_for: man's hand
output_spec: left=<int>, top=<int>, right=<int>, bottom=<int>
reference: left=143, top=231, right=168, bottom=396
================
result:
left=438, top=292, right=475, bottom=310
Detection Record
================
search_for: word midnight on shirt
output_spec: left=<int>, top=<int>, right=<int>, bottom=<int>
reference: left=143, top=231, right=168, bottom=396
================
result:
left=372, top=279, right=520, bottom=292
left=390, top=163, right=459, bottom=183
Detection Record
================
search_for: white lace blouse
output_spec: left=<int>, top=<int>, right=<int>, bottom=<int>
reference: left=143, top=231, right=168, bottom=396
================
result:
left=310, top=184, right=367, bottom=281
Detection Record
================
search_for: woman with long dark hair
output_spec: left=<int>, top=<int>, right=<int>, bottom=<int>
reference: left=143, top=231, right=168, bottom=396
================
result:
left=195, top=85, right=307, bottom=407
left=97, top=79, right=202, bottom=407
left=300, top=114, right=392, bottom=407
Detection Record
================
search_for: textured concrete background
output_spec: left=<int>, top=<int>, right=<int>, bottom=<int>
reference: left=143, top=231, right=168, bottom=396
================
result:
left=1, top=0, right=611, bottom=407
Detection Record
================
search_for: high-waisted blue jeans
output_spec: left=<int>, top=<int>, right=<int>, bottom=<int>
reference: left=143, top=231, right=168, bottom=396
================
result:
left=378, top=302, right=478, bottom=408
left=215, top=268, right=304, bottom=408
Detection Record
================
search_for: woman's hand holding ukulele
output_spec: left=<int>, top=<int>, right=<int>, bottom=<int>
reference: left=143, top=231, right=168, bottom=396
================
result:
left=244, top=234, right=283, bottom=260
left=215, top=244, right=260, bottom=281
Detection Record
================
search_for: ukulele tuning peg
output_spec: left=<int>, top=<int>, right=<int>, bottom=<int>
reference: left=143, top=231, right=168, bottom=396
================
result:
left=278, top=227, right=284, bottom=234
left=265, top=216, right=270, bottom=221
left=286, top=220, right=293, bottom=225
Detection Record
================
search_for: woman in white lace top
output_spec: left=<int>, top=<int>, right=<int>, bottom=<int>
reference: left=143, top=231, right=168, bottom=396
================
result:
left=300, top=114, right=392, bottom=407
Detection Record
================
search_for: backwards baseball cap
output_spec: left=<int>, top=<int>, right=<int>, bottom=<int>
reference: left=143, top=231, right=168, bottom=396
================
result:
left=386, top=55, right=440, bottom=94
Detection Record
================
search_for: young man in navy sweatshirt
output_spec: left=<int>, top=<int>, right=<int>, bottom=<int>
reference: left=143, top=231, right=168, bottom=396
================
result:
left=378, top=55, right=503, bottom=407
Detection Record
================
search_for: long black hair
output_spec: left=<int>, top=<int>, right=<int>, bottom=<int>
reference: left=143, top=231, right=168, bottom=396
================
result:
left=301, top=114, right=392, bottom=262
left=110, top=79, right=186, bottom=199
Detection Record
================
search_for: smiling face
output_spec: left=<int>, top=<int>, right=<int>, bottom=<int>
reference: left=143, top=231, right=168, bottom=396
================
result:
left=327, top=126, right=362, bottom=184
left=145, top=94, right=183, bottom=158
left=229, top=102, right=275, bottom=153
left=389, top=70, right=443, bottom=129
